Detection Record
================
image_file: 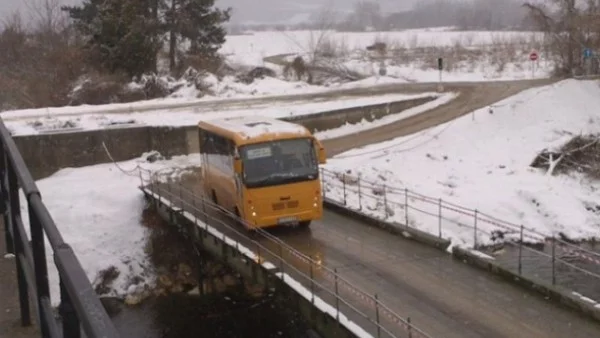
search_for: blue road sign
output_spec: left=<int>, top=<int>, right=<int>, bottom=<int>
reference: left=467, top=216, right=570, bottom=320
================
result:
left=583, top=48, right=593, bottom=59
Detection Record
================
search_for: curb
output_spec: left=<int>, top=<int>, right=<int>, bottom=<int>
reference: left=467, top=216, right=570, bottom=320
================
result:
left=323, top=198, right=451, bottom=252
left=452, top=246, right=600, bottom=323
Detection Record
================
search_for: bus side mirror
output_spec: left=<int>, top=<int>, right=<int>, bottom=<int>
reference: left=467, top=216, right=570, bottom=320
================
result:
left=314, top=139, right=326, bottom=164
left=233, top=159, right=242, bottom=173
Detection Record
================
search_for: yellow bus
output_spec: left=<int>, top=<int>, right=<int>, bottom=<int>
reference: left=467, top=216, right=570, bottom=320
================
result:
left=198, top=116, right=326, bottom=230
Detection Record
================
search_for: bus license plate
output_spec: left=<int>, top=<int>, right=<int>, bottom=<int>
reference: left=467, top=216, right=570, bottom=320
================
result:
left=277, top=216, right=298, bottom=225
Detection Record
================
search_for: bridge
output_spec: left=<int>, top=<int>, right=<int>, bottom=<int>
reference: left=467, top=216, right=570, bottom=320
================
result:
left=2, top=78, right=600, bottom=338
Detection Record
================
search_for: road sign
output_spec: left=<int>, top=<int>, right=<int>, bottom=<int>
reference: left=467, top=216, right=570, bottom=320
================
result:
left=529, top=51, right=538, bottom=61
left=583, top=48, right=593, bottom=59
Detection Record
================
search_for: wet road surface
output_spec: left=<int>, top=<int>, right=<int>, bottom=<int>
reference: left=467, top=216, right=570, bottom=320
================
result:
left=149, top=174, right=600, bottom=338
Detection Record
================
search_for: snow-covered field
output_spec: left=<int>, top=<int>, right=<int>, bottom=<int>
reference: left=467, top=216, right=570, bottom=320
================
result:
left=3, top=92, right=441, bottom=136
left=19, top=153, right=202, bottom=307
left=322, top=79, right=600, bottom=249
left=223, top=29, right=553, bottom=82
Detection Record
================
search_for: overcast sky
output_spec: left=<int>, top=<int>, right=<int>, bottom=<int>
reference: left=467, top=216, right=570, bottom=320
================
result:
left=0, top=0, right=415, bottom=25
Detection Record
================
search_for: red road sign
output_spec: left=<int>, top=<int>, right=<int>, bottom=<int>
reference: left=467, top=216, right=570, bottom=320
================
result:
left=529, top=51, right=538, bottom=61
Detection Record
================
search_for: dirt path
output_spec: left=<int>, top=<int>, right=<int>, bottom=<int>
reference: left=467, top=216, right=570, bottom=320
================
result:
left=322, top=78, right=558, bottom=156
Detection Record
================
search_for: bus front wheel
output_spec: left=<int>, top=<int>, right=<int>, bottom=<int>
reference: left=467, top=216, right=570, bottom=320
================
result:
left=299, top=220, right=311, bottom=228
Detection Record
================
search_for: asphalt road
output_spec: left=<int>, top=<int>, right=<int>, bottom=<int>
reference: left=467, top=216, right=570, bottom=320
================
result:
left=157, top=171, right=600, bottom=338
left=298, top=212, right=600, bottom=338
left=320, top=78, right=557, bottom=157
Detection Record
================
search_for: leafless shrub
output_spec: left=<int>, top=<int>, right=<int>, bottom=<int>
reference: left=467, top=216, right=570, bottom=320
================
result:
left=531, top=134, right=600, bottom=179
left=69, top=73, right=135, bottom=105
left=174, top=54, right=230, bottom=78
left=0, top=0, right=86, bottom=110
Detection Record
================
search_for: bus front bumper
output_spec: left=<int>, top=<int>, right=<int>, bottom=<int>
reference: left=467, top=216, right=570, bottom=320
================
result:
left=248, top=209, right=321, bottom=228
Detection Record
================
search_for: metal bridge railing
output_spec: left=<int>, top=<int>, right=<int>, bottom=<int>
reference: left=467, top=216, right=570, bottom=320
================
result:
left=0, top=119, right=119, bottom=338
left=140, top=169, right=434, bottom=338
left=319, top=167, right=600, bottom=302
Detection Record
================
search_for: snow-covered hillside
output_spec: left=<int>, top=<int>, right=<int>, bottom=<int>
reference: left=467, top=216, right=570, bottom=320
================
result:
left=323, top=79, right=600, bottom=248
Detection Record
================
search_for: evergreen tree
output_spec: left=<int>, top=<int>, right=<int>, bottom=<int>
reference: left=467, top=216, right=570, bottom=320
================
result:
left=163, top=0, right=231, bottom=71
left=63, top=0, right=162, bottom=77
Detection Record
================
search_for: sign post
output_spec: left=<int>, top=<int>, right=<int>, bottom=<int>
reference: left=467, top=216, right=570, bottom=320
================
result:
left=529, top=51, right=538, bottom=79
left=437, top=57, right=443, bottom=92
left=583, top=48, right=593, bottom=76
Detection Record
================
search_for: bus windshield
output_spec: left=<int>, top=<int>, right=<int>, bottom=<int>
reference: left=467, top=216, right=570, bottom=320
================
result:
left=240, top=138, right=318, bottom=188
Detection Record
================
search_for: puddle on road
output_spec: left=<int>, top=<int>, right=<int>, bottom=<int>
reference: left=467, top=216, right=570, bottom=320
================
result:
left=97, top=207, right=314, bottom=338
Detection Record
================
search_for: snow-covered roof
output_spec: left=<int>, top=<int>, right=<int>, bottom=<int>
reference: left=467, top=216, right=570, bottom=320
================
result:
left=201, top=116, right=310, bottom=142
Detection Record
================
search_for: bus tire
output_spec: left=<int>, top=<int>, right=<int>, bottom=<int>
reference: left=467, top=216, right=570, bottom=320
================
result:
left=211, top=190, right=218, bottom=205
left=233, top=207, right=244, bottom=228
left=299, top=220, right=311, bottom=228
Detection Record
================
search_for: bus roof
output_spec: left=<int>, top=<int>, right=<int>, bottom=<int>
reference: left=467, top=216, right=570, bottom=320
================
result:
left=198, top=116, right=312, bottom=145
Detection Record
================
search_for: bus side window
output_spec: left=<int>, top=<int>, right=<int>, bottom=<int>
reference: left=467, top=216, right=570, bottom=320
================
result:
left=198, top=129, right=206, bottom=153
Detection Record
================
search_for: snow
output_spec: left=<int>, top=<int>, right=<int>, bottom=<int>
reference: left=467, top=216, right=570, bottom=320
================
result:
left=205, top=116, right=309, bottom=139
left=275, top=272, right=373, bottom=338
left=3, top=93, right=436, bottom=136
left=18, top=152, right=202, bottom=307
left=1, top=29, right=555, bottom=135
left=464, top=248, right=496, bottom=261
left=315, top=92, right=458, bottom=140
left=572, top=292, right=599, bottom=305
left=322, top=79, right=600, bottom=249
left=222, top=29, right=553, bottom=82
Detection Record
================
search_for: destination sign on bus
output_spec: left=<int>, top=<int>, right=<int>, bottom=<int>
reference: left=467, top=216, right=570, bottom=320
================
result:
left=246, top=147, right=272, bottom=159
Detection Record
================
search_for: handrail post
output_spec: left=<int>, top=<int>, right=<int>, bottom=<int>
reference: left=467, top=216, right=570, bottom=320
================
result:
left=552, top=236, right=556, bottom=285
left=1, top=147, right=13, bottom=254
left=374, top=293, right=380, bottom=338
left=473, top=210, right=479, bottom=249
left=518, top=225, right=524, bottom=275
left=342, top=173, right=347, bottom=205
left=357, top=177, right=362, bottom=211
left=404, top=188, right=409, bottom=227
left=59, top=278, right=80, bottom=338
left=29, top=205, right=51, bottom=336
left=8, top=164, right=30, bottom=326
left=334, top=268, right=339, bottom=323
left=309, top=255, right=314, bottom=304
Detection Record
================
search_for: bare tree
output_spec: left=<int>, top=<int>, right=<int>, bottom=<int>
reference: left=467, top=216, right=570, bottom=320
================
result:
left=0, top=0, right=85, bottom=110
left=24, top=0, right=70, bottom=33
left=523, top=0, right=600, bottom=75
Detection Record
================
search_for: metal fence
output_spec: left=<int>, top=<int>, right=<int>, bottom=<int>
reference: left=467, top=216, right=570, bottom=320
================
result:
left=140, top=169, right=434, bottom=338
left=320, top=167, right=600, bottom=300
left=0, top=120, right=119, bottom=338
